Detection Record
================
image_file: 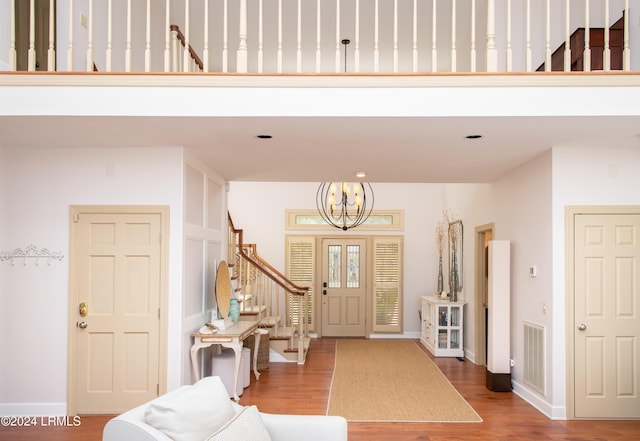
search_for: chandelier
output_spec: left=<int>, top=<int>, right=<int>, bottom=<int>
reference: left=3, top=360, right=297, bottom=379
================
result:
left=316, top=182, right=374, bottom=231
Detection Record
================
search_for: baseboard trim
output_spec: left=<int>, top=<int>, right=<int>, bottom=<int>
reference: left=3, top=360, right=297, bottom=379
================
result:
left=512, top=379, right=566, bottom=420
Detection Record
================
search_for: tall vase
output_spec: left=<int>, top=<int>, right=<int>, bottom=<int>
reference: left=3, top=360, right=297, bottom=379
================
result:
left=450, top=255, right=458, bottom=302
left=437, top=256, right=444, bottom=293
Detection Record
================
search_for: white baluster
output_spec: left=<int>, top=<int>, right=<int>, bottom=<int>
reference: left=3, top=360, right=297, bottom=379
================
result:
left=451, top=0, right=456, bottom=72
left=184, top=0, right=190, bottom=72
left=278, top=0, right=283, bottom=73
left=374, top=0, right=379, bottom=72
left=28, top=0, right=35, bottom=71
left=316, top=0, right=321, bottom=73
left=544, top=0, right=551, bottom=71
left=164, top=0, right=170, bottom=72
left=486, top=0, right=497, bottom=72
left=623, top=0, right=629, bottom=71
left=258, top=0, right=264, bottom=73
left=145, top=0, right=151, bottom=72
left=203, top=0, right=209, bottom=72
left=335, top=0, right=340, bottom=73
left=393, top=0, right=398, bottom=73
left=107, top=0, right=113, bottom=72
left=584, top=0, right=590, bottom=72
left=412, top=0, right=417, bottom=72
left=126, top=0, right=132, bottom=72
left=506, top=0, right=512, bottom=72
left=47, top=0, right=55, bottom=71
left=86, top=0, right=93, bottom=72
left=9, top=0, right=16, bottom=70
left=355, top=0, right=360, bottom=72
left=171, top=27, right=179, bottom=73
left=603, top=0, right=610, bottom=71
left=431, top=0, right=437, bottom=72
left=222, top=0, right=228, bottom=73
left=237, top=0, right=248, bottom=73
left=67, top=0, right=74, bottom=71
left=525, top=0, right=531, bottom=71
left=470, top=0, right=476, bottom=72
left=564, top=0, right=571, bottom=72
left=296, top=0, right=302, bottom=73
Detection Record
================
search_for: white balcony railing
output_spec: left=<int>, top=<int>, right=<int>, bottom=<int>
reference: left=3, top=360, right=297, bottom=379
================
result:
left=2, top=0, right=634, bottom=74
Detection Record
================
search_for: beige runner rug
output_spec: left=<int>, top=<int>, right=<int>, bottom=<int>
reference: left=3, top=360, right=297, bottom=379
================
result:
left=326, top=339, right=482, bottom=422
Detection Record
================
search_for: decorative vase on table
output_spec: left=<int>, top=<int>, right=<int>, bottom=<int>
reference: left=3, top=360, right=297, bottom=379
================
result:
left=437, top=256, right=444, bottom=294
left=229, top=298, right=240, bottom=323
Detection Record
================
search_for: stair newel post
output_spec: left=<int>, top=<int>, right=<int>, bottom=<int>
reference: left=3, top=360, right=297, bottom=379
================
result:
left=485, top=0, right=497, bottom=72
left=237, top=0, right=248, bottom=73
left=603, top=0, right=610, bottom=71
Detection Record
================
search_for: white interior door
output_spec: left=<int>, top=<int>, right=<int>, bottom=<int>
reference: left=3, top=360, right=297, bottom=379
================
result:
left=70, top=210, right=162, bottom=414
left=321, top=238, right=367, bottom=337
left=574, top=213, right=640, bottom=418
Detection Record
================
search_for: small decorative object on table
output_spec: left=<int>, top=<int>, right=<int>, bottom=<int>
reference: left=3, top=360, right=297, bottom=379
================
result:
left=229, top=298, right=240, bottom=323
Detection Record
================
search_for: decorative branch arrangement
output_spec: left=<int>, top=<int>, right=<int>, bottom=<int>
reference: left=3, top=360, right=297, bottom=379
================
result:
left=434, top=220, right=448, bottom=294
left=0, top=244, right=64, bottom=266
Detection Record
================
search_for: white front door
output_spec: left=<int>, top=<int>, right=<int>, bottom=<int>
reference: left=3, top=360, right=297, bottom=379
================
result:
left=69, top=209, right=163, bottom=414
left=574, top=213, right=640, bottom=418
left=321, top=238, right=367, bottom=337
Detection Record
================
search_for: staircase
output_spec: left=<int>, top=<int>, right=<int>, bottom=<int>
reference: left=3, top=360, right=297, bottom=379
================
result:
left=537, top=15, right=624, bottom=72
left=227, top=214, right=310, bottom=364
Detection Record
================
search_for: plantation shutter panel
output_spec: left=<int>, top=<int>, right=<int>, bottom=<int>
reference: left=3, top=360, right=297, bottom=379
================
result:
left=285, top=236, right=315, bottom=330
left=372, top=236, right=403, bottom=333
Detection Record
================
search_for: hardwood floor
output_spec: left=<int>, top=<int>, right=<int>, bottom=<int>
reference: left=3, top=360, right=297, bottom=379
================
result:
left=2, top=338, right=638, bottom=440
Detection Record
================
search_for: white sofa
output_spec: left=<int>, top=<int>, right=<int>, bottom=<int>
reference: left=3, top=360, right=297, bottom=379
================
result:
left=103, top=376, right=348, bottom=441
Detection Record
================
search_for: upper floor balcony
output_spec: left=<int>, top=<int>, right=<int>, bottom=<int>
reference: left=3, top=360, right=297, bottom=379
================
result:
left=1, top=0, right=637, bottom=78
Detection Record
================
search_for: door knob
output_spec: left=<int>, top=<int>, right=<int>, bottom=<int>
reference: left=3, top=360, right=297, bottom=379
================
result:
left=78, top=321, right=88, bottom=329
left=577, top=323, right=587, bottom=331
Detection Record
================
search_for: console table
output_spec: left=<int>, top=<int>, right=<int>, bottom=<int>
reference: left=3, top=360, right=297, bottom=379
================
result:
left=191, top=320, right=267, bottom=401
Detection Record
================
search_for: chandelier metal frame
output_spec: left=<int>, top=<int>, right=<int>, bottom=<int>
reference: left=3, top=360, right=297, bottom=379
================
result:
left=316, top=182, right=374, bottom=231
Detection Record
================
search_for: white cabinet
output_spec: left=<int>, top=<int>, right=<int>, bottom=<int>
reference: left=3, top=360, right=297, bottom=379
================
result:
left=421, top=296, right=465, bottom=357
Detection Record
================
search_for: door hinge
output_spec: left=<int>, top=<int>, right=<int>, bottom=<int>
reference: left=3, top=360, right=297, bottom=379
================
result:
left=157, top=384, right=160, bottom=395
left=74, top=213, right=80, bottom=223
left=158, top=308, right=160, bottom=319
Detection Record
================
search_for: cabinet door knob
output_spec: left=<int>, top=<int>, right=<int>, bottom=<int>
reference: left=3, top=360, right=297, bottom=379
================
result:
left=577, top=323, right=587, bottom=331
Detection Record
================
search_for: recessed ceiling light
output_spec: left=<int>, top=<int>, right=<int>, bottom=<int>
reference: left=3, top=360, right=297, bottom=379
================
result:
left=256, top=134, right=272, bottom=139
left=355, top=171, right=366, bottom=178
left=465, top=135, right=483, bottom=140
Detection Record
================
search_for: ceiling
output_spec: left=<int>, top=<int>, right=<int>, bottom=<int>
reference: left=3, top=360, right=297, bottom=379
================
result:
left=1, top=113, right=639, bottom=183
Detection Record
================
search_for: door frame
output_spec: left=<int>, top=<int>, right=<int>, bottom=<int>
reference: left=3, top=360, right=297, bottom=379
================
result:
left=565, top=205, right=640, bottom=419
left=474, top=223, right=494, bottom=366
left=66, top=205, right=170, bottom=415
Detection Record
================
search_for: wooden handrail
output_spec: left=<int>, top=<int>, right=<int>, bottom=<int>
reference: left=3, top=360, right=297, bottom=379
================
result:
left=170, top=24, right=204, bottom=71
left=243, top=243, right=310, bottom=293
left=228, top=213, right=307, bottom=297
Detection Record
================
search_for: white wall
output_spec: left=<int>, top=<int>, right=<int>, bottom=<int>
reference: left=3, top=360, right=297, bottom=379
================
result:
left=489, top=150, right=555, bottom=416
left=550, top=145, right=640, bottom=418
left=0, top=145, right=185, bottom=416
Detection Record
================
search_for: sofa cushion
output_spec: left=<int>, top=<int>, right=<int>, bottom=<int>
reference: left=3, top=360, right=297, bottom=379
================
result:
left=205, top=405, right=272, bottom=441
left=144, top=376, right=235, bottom=441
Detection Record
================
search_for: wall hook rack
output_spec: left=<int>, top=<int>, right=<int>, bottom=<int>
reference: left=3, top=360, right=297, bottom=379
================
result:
left=0, top=244, right=64, bottom=266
